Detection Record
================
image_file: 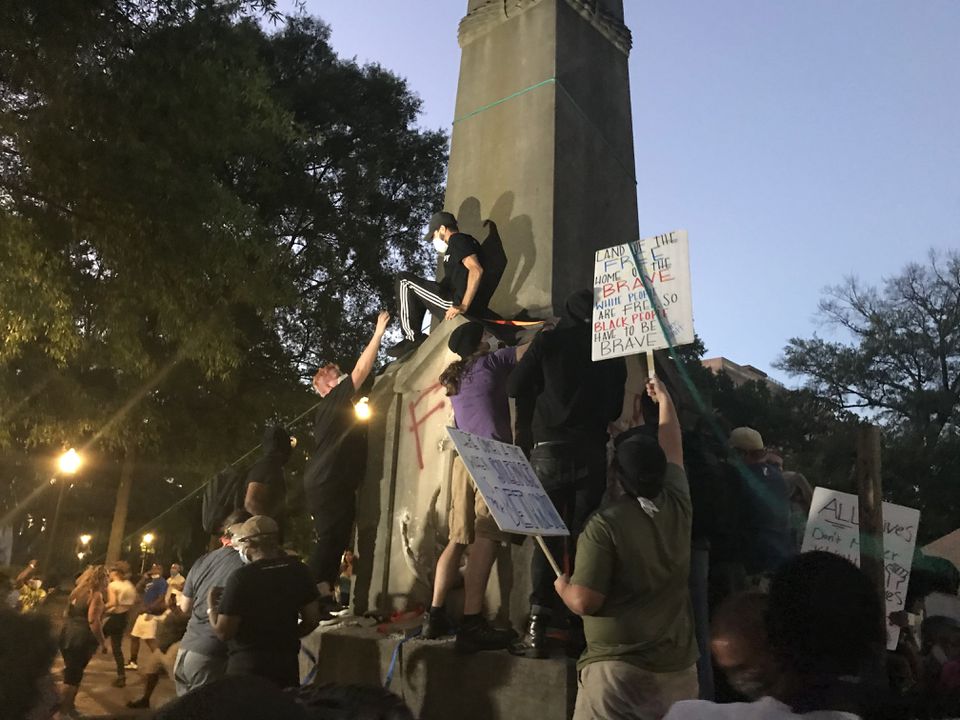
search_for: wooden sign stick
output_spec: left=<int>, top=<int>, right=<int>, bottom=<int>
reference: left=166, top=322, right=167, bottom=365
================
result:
left=647, top=350, right=656, bottom=379
left=535, top=535, right=563, bottom=578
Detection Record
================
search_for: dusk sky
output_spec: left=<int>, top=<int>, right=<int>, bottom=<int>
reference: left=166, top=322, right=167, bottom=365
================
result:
left=291, top=1, right=959, bottom=385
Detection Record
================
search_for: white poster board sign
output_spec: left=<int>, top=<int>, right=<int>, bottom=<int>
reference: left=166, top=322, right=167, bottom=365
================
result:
left=592, top=230, right=694, bottom=361
left=446, top=428, right=569, bottom=537
left=801, top=487, right=920, bottom=650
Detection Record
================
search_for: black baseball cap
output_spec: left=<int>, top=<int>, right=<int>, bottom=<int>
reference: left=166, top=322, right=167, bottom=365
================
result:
left=424, top=211, right=457, bottom=242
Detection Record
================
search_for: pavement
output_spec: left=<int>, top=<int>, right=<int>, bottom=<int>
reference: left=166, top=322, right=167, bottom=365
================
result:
left=41, top=594, right=177, bottom=719
left=51, top=637, right=177, bottom=719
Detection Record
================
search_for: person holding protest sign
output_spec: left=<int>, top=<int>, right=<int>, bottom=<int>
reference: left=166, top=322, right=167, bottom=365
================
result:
left=387, top=211, right=485, bottom=358
left=508, top=288, right=626, bottom=658
left=554, top=376, right=698, bottom=720
left=305, top=310, right=389, bottom=605
left=422, top=321, right=527, bottom=653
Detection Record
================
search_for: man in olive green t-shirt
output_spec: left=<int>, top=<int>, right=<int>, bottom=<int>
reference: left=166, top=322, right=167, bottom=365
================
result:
left=554, top=377, right=698, bottom=720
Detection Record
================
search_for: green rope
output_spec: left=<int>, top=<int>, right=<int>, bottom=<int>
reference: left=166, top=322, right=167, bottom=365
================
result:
left=452, top=77, right=557, bottom=125
left=90, top=398, right=324, bottom=564
left=451, top=76, right=637, bottom=186
left=625, top=240, right=780, bottom=510
left=554, top=81, right=638, bottom=186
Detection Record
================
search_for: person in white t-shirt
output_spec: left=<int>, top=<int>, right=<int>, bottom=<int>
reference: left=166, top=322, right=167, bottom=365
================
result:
left=665, top=551, right=886, bottom=720
left=103, top=561, right=137, bottom=688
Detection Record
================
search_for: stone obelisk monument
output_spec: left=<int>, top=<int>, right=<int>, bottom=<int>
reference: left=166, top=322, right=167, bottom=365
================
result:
left=446, top=0, right=638, bottom=317
left=326, top=5, right=646, bottom=717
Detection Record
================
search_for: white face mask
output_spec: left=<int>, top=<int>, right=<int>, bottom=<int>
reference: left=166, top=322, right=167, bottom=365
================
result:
left=433, top=234, right=448, bottom=254
left=237, top=547, right=252, bottom=565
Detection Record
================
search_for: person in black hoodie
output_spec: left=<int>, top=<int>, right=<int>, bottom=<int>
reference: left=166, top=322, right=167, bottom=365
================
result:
left=507, top=288, right=626, bottom=658
left=244, top=425, right=296, bottom=541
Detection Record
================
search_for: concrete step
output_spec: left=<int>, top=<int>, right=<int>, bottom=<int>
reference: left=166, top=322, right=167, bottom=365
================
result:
left=304, top=625, right=576, bottom=720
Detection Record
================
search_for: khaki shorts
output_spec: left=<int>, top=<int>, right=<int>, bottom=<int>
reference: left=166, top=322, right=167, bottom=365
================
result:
left=448, top=455, right=509, bottom=544
left=574, top=661, right=698, bottom=720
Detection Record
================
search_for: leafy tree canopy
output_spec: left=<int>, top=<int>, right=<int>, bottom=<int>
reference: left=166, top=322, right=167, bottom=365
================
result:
left=0, top=0, right=446, bottom=563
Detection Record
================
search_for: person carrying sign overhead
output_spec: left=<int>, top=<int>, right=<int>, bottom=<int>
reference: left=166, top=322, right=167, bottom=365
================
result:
left=554, top=376, right=699, bottom=720
left=387, top=211, right=485, bottom=358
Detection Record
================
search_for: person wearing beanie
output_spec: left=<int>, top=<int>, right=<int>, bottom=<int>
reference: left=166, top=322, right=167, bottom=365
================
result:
left=387, top=210, right=486, bottom=358
left=507, top=288, right=627, bottom=658
left=422, top=321, right=529, bottom=653
left=554, top=377, right=699, bottom=719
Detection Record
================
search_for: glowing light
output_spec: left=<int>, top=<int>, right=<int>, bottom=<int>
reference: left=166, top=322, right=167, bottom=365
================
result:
left=57, top=448, right=82, bottom=475
left=79, top=534, right=92, bottom=545
left=354, top=397, right=371, bottom=421
left=142, top=532, right=155, bottom=545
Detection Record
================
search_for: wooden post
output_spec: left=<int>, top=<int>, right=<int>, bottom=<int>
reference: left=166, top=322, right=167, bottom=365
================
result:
left=106, top=451, right=135, bottom=564
left=535, top=536, right=562, bottom=578
left=856, top=424, right=887, bottom=640
left=646, top=350, right=656, bottom=379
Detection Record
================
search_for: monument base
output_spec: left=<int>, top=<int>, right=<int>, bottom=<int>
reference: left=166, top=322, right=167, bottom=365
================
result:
left=302, top=625, right=577, bottom=720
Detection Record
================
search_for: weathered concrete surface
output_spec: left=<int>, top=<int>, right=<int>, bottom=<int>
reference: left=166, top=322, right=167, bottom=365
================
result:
left=446, top=0, right=638, bottom=318
left=309, top=626, right=576, bottom=720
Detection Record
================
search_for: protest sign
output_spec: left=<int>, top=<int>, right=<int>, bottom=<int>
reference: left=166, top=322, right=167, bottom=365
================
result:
left=446, top=427, right=568, bottom=538
left=592, top=230, right=694, bottom=362
left=801, top=487, right=921, bottom=650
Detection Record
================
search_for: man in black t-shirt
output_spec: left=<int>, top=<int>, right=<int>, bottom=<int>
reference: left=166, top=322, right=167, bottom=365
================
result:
left=387, top=210, right=485, bottom=358
left=303, top=311, right=389, bottom=602
left=208, top=516, right=319, bottom=688
left=243, top=425, right=295, bottom=540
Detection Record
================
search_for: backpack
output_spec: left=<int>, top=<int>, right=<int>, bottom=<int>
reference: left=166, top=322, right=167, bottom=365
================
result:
left=201, top=465, right=246, bottom=535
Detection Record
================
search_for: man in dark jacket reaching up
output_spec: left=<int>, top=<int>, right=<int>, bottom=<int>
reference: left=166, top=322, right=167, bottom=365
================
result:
left=508, top=289, right=626, bottom=657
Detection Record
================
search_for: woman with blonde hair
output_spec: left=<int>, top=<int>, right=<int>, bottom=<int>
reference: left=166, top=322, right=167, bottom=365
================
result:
left=59, top=564, right=108, bottom=717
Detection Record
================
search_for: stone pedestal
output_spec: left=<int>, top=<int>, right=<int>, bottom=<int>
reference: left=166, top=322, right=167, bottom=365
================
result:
left=303, top=626, right=577, bottom=720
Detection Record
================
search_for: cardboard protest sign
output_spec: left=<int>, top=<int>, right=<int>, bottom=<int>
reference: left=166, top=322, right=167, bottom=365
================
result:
left=801, top=487, right=921, bottom=650
left=446, top=427, right=569, bottom=537
left=592, top=230, right=694, bottom=361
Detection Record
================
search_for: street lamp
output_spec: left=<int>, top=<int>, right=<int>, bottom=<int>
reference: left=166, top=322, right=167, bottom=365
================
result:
left=57, top=449, right=82, bottom=475
left=140, top=532, right=156, bottom=574
left=42, top=448, right=84, bottom=573
left=76, top=533, right=93, bottom=567
left=354, top=397, right=371, bottom=421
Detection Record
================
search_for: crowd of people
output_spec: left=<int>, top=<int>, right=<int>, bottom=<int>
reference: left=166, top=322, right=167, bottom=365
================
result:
left=4, top=208, right=960, bottom=720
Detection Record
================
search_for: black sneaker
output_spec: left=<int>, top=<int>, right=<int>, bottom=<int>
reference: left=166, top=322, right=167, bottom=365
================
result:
left=455, top=618, right=517, bottom=654
left=421, top=611, right=451, bottom=639
left=386, top=335, right=426, bottom=358
left=508, top=613, right=549, bottom=659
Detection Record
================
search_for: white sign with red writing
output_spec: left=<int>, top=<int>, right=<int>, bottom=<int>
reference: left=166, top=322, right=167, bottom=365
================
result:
left=446, top=427, right=569, bottom=537
left=591, top=230, right=694, bottom=361
left=801, top=487, right=921, bottom=650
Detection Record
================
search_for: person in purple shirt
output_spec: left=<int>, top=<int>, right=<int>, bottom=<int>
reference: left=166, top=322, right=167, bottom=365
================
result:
left=421, top=322, right=528, bottom=653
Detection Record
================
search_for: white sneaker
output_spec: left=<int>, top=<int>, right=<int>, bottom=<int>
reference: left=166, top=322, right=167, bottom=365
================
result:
left=124, top=661, right=138, bottom=670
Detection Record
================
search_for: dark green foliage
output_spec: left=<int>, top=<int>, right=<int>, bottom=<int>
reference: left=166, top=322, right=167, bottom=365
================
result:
left=0, top=1, right=446, bottom=565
